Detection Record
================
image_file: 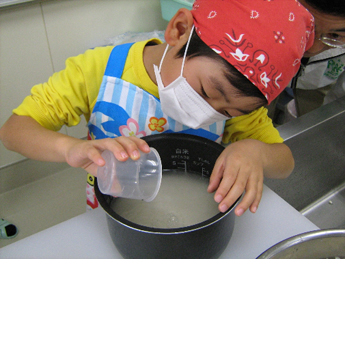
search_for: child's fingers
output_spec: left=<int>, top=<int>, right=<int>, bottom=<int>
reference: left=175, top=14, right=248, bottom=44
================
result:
left=65, top=140, right=104, bottom=169
left=249, top=180, right=263, bottom=213
left=215, top=166, right=263, bottom=215
left=87, top=146, right=106, bottom=166
left=208, top=166, right=223, bottom=193
left=217, top=177, right=245, bottom=213
left=233, top=174, right=263, bottom=216
left=93, top=137, right=148, bottom=162
left=91, top=139, right=128, bottom=162
left=208, top=154, right=231, bottom=193
left=134, top=138, right=151, bottom=153
left=233, top=188, right=257, bottom=216
left=211, top=158, right=241, bottom=206
left=113, top=136, right=150, bottom=160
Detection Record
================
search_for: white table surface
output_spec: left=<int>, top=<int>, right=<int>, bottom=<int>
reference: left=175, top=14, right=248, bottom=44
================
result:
left=0, top=185, right=319, bottom=259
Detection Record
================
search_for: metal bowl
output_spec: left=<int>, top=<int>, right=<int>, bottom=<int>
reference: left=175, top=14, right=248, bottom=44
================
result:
left=257, top=229, right=345, bottom=259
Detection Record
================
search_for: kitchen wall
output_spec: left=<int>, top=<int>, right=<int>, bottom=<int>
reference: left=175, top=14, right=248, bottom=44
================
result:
left=0, top=0, right=167, bottom=168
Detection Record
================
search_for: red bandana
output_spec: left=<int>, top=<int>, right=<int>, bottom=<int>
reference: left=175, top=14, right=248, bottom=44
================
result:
left=192, top=0, right=315, bottom=104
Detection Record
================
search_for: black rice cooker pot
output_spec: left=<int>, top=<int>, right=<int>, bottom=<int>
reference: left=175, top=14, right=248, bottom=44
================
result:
left=95, top=133, right=240, bottom=259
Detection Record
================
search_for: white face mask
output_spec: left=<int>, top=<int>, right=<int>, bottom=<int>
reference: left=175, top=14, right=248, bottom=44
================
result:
left=154, top=26, right=229, bottom=129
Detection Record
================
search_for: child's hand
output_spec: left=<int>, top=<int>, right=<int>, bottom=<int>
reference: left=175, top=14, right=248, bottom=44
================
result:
left=65, top=136, right=151, bottom=176
left=208, top=139, right=266, bottom=216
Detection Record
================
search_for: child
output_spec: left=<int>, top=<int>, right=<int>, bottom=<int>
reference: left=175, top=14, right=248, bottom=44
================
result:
left=0, top=0, right=314, bottom=216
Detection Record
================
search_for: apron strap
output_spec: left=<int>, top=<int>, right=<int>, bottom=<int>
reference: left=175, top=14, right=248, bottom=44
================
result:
left=104, top=42, right=134, bottom=78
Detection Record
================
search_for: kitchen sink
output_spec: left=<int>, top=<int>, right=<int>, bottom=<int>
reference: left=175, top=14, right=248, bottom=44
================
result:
left=265, top=96, right=345, bottom=229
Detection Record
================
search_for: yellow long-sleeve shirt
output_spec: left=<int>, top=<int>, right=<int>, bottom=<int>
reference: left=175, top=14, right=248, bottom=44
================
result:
left=13, top=39, right=283, bottom=144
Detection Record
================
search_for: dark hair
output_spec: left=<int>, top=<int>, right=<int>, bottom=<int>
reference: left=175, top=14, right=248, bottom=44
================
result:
left=304, top=0, right=345, bottom=17
left=176, top=30, right=268, bottom=107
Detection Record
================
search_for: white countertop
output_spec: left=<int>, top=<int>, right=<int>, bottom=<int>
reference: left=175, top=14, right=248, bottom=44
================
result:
left=0, top=185, right=319, bottom=259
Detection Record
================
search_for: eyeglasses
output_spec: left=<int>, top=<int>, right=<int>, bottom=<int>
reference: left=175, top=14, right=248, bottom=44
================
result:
left=318, top=33, right=345, bottom=48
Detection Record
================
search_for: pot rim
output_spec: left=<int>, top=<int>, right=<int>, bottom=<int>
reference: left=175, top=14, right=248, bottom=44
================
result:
left=144, top=132, right=225, bottom=151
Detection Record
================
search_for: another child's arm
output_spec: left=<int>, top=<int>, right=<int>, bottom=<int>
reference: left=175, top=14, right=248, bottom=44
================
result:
left=0, top=114, right=150, bottom=176
left=208, top=139, right=294, bottom=216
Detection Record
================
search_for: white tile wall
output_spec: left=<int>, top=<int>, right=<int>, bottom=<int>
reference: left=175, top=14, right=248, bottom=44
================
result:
left=42, top=0, right=166, bottom=72
left=0, top=0, right=166, bottom=168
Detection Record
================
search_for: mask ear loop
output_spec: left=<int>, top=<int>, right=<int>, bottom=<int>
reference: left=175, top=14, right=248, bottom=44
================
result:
left=180, top=25, right=195, bottom=77
left=158, top=25, right=195, bottom=74
left=158, top=44, right=169, bottom=72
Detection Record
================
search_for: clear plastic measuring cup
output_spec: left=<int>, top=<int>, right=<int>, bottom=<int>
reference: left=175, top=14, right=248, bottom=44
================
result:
left=97, top=148, right=162, bottom=202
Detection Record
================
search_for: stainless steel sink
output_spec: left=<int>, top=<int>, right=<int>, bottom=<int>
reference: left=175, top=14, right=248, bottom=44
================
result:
left=265, top=96, right=345, bottom=229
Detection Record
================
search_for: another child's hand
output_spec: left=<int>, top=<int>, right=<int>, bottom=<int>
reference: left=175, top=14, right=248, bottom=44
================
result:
left=65, top=136, right=151, bottom=176
left=208, top=139, right=265, bottom=216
